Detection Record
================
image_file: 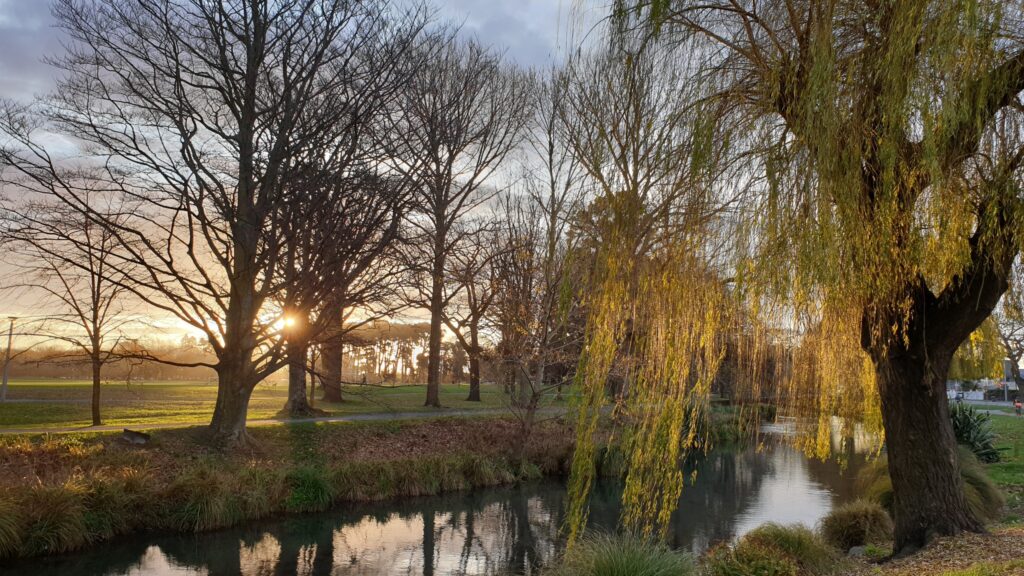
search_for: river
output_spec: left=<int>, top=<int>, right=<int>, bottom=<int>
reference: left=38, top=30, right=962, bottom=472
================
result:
left=0, top=441, right=867, bottom=575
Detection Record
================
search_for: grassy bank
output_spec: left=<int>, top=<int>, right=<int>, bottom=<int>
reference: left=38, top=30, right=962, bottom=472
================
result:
left=0, top=416, right=576, bottom=561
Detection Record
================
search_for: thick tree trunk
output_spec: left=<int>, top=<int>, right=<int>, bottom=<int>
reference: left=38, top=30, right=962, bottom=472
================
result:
left=210, top=362, right=255, bottom=447
left=285, top=340, right=314, bottom=417
left=875, top=347, right=983, bottom=554
left=425, top=247, right=445, bottom=408
left=321, top=333, right=343, bottom=403
left=864, top=264, right=1010, bottom=554
left=90, top=354, right=102, bottom=426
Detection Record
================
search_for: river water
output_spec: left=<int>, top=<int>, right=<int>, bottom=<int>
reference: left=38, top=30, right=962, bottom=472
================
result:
left=1, top=442, right=866, bottom=576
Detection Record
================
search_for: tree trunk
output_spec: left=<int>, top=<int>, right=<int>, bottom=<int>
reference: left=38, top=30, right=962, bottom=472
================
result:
left=875, top=345, right=983, bottom=554
left=466, top=327, right=481, bottom=402
left=425, top=245, right=445, bottom=408
left=466, top=355, right=481, bottom=402
left=90, top=353, right=102, bottom=426
left=321, top=334, right=343, bottom=403
left=285, top=340, right=314, bottom=417
left=209, top=362, right=255, bottom=447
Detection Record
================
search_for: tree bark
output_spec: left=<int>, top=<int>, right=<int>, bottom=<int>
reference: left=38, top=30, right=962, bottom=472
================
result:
left=875, top=346, right=983, bottom=554
left=425, top=239, right=445, bottom=407
left=90, top=353, right=102, bottom=426
left=321, top=333, right=344, bottom=403
left=866, top=256, right=1011, bottom=553
left=466, top=355, right=481, bottom=402
left=466, top=328, right=481, bottom=402
left=285, top=340, right=314, bottom=417
left=209, top=361, right=255, bottom=447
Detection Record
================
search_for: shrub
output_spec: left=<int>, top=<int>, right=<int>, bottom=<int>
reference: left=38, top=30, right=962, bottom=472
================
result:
left=818, top=499, right=893, bottom=551
left=859, top=446, right=1004, bottom=523
left=949, top=402, right=1000, bottom=463
left=545, top=533, right=695, bottom=576
left=704, top=524, right=841, bottom=576
left=19, top=482, right=89, bottom=555
left=285, top=466, right=334, bottom=513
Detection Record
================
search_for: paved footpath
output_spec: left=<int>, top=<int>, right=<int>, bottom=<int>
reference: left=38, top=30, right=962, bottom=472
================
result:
left=0, top=407, right=567, bottom=436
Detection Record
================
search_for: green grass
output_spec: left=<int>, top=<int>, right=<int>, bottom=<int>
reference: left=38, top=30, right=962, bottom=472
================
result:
left=0, top=380, right=567, bottom=430
left=987, top=416, right=1024, bottom=487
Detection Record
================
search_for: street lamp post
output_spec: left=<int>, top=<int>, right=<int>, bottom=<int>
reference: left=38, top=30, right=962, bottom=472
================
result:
left=0, top=317, right=16, bottom=402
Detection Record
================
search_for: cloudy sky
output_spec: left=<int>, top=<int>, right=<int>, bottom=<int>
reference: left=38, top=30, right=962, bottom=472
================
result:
left=0, top=0, right=607, bottom=101
left=0, top=0, right=609, bottom=337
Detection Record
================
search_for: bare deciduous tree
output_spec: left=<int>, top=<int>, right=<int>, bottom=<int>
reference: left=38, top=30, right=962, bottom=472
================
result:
left=2, top=198, right=134, bottom=425
left=0, top=0, right=421, bottom=446
left=394, top=34, right=533, bottom=407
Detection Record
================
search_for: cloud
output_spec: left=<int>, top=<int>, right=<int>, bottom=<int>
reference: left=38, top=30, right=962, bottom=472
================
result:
left=0, top=0, right=63, bottom=100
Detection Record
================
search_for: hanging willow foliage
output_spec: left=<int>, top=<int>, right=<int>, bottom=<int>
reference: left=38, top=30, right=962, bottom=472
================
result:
left=566, top=0, right=1024, bottom=549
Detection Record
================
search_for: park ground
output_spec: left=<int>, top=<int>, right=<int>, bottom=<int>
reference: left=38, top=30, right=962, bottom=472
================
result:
left=0, top=379, right=550, bottom=432
left=3, top=384, right=1024, bottom=574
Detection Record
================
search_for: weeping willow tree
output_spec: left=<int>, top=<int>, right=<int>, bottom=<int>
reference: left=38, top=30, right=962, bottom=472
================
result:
left=559, top=29, right=740, bottom=543
left=565, top=0, right=1024, bottom=555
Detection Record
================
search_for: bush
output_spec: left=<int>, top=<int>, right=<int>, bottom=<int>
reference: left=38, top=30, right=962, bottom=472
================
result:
left=949, top=402, right=1000, bottom=463
left=818, top=499, right=893, bottom=551
left=703, top=524, right=842, bottom=576
left=545, top=533, right=695, bottom=576
left=859, top=446, right=1004, bottom=523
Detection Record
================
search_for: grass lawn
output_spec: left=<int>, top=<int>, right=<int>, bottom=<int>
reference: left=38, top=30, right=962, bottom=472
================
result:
left=0, top=379, right=568, bottom=430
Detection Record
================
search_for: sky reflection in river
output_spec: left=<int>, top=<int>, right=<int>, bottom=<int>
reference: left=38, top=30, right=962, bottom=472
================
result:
left=1, top=442, right=865, bottom=576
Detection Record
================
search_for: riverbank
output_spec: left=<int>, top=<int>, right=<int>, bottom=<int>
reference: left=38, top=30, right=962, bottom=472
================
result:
left=0, top=406, right=752, bottom=563
left=0, top=416, right=576, bottom=561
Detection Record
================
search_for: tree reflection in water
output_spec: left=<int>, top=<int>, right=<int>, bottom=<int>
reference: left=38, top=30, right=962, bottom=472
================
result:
left=3, top=443, right=864, bottom=576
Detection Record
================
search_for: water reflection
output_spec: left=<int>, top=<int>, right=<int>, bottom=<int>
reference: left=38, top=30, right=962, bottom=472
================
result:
left=1, top=443, right=864, bottom=576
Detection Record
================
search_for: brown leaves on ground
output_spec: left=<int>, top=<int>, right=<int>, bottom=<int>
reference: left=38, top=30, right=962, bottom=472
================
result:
left=844, top=527, right=1024, bottom=575
left=0, top=416, right=576, bottom=488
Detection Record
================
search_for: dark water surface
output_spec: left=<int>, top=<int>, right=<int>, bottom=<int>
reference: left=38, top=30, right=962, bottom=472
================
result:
left=2, top=443, right=866, bottom=576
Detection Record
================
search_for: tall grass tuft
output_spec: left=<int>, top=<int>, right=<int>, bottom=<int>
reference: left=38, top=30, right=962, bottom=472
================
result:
left=20, top=482, right=90, bottom=555
left=78, top=467, right=149, bottom=537
left=0, top=496, right=23, bottom=559
left=818, top=499, right=893, bottom=551
left=545, top=533, right=696, bottom=576
left=859, top=446, right=1004, bottom=523
left=236, top=466, right=287, bottom=519
left=704, top=524, right=842, bottom=576
left=166, top=461, right=239, bottom=531
left=285, top=466, right=334, bottom=513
